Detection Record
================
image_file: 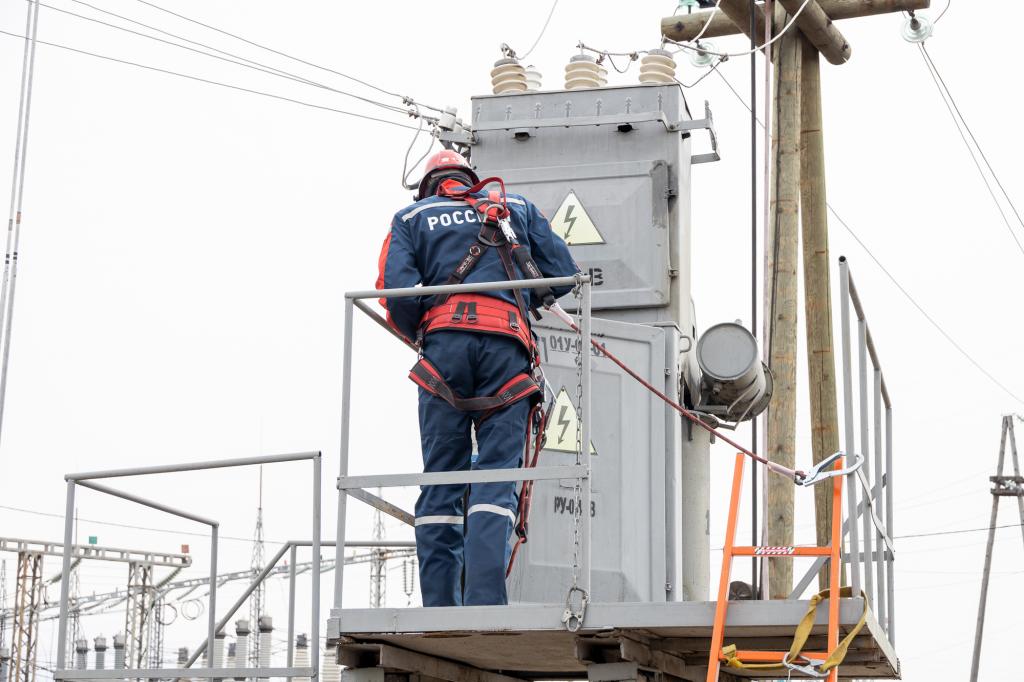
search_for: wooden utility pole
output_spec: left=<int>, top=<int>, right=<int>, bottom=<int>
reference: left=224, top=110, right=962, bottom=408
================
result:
left=661, top=0, right=930, bottom=43
left=661, top=0, right=933, bottom=601
left=763, top=5, right=801, bottom=600
left=799, top=35, right=841, bottom=588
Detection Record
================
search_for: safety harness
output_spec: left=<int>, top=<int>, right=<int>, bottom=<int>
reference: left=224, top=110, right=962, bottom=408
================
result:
left=407, top=177, right=555, bottom=569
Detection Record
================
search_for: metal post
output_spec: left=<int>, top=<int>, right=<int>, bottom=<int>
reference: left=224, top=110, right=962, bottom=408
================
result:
left=311, top=454, right=321, bottom=681
left=857, top=319, right=874, bottom=609
left=873, top=369, right=886, bottom=631
left=838, top=259, right=861, bottom=595
left=580, top=280, right=592, bottom=593
left=335, top=298, right=354, bottom=610
left=885, top=406, right=895, bottom=642
left=286, top=544, right=296, bottom=673
left=207, top=525, right=219, bottom=670
left=56, top=481, right=76, bottom=671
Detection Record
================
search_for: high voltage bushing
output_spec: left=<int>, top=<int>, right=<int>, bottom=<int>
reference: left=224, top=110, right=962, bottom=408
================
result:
left=213, top=630, right=226, bottom=669
left=294, top=635, right=310, bottom=682
left=112, top=634, right=126, bottom=670
left=176, top=647, right=188, bottom=668
left=0, top=647, right=9, bottom=682
left=490, top=58, right=527, bottom=94
left=257, top=616, right=273, bottom=681
left=226, top=642, right=236, bottom=670
left=94, top=636, right=107, bottom=670
left=233, top=620, right=250, bottom=681
left=564, top=54, right=607, bottom=90
left=75, top=638, right=89, bottom=671
left=639, top=49, right=677, bottom=84
left=523, top=65, right=542, bottom=91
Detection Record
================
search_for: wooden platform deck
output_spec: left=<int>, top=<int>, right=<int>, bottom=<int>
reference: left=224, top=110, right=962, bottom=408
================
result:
left=329, top=599, right=899, bottom=680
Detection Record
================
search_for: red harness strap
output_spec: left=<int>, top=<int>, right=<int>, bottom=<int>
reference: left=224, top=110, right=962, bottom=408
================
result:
left=409, top=357, right=540, bottom=423
left=419, top=294, right=533, bottom=353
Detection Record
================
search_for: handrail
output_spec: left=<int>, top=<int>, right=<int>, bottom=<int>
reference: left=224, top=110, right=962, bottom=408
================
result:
left=334, top=275, right=593, bottom=624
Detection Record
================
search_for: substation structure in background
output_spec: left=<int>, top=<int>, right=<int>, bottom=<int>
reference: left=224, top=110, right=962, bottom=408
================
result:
left=0, top=537, right=190, bottom=682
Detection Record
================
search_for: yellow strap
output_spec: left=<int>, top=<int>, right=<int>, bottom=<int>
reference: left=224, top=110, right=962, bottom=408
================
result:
left=720, top=587, right=870, bottom=672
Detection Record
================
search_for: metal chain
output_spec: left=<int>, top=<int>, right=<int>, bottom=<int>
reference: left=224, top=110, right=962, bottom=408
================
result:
left=562, top=280, right=588, bottom=632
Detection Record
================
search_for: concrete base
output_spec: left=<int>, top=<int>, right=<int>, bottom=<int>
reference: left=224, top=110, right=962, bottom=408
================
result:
left=328, top=599, right=899, bottom=680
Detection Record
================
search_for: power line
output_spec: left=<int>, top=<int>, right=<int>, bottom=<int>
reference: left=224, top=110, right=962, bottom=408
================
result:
left=0, top=502, right=284, bottom=545
left=917, top=43, right=1024, bottom=259
left=714, top=66, right=1024, bottom=407
left=52, top=0, right=411, bottom=117
left=131, top=0, right=412, bottom=103
left=517, top=0, right=559, bottom=61
left=896, top=522, right=1024, bottom=541
left=0, top=30, right=420, bottom=131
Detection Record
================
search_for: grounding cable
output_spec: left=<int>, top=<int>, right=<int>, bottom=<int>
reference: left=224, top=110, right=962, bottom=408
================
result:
left=713, top=66, right=1024, bottom=407
left=0, top=30, right=422, bottom=131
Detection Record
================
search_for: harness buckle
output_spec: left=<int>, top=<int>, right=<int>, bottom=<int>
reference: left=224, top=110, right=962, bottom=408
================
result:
left=508, top=311, right=520, bottom=331
left=782, top=656, right=828, bottom=678
left=451, top=301, right=466, bottom=323
left=466, top=302, right=478, bottom=323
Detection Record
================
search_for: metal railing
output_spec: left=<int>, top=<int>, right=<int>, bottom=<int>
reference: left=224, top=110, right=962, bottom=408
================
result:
left=53, top=452, right=323, bottom=681
left=792, top=258, right=896, bottom=647
left=333, top=275, right=592, bottom=611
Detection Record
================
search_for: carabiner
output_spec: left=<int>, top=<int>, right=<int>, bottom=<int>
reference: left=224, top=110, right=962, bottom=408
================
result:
left=561, top=586, right=589, bottom=633
left=796, top=451, right=864, bottom=487
left=782, top=656, right=828, bottom=678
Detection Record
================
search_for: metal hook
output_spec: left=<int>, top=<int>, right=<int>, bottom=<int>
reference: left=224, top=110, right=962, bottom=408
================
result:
left=796, top=450, right=863, bottom=487
left=782, top=656, right=828, bottom=678
left=561, top=586, right=589, bottom=633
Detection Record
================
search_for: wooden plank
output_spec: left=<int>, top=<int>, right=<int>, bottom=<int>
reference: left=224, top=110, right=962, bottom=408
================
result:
left=661, top=0, right=930, bottom=42
left=798, top=34, right=842, bottom=590
left=778, top=0, right=851, bottom=64
left=618, top=636, right=689, bottom=679
left=764, top=3, right=802, bottom=600
left=377, top=644, right=527, bottom=682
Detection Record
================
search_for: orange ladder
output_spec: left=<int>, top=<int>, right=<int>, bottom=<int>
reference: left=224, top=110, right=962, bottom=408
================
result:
left=706, top=453, right=844, bottom=681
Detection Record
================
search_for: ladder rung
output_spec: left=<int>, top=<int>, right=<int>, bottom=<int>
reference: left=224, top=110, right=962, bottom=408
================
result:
left=722, top=650, right=829, bottom=663
left=731, top=546, right=831, bottom=557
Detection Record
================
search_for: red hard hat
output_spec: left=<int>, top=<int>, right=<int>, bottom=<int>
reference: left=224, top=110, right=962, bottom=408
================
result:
left=417, top=150, right=479, bottom=199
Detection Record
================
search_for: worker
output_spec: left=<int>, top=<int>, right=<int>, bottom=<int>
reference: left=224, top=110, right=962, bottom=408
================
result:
left=377, top=149, right=578, bottom=606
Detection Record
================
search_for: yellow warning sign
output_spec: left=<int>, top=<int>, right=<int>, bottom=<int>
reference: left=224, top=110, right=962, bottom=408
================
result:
left=549, top=191, right=605, bottom=246
left=544, top=388, right=597, bottom=455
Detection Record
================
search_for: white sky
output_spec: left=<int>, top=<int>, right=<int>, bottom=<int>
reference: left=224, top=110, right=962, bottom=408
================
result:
left=0, top=1, right=1021, bottom=681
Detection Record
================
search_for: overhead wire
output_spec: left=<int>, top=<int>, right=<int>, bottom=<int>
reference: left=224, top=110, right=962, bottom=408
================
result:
left=712, top=65, right=1024, bottom=407
left=45, top=0, right=413, bottom=117
left=664, top=0, right=813, bottom=59
left=918, top=42, right=1024, bottom=252
left=517, top=0, right=559, bottom=61
left=0, top=30, right=421, bottom=131
left=934, top=0, right=952, bottom=23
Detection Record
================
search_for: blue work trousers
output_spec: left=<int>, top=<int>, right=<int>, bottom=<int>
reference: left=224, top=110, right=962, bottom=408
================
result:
left=414, top=330, right=531, bottom=607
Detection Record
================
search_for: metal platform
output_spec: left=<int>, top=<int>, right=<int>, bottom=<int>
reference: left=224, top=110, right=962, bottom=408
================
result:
left=329, top=599, right=899, bottom=681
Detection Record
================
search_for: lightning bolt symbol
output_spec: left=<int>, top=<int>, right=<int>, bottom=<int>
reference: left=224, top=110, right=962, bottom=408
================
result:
left=556, top=405, right=571, bottom=443
left=562, top=204, right=577, bottom=240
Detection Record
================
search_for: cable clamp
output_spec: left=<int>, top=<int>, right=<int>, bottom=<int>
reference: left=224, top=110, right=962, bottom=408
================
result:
left=796, top=451, right=863, bottom=487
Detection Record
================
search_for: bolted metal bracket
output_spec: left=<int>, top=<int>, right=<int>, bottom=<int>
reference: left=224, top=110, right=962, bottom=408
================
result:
left=672, top=100, right=719, bottom=164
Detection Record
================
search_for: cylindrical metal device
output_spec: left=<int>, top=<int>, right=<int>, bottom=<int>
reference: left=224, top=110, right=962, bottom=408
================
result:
left=257, top=616, right=273, bottom=681
left=94, top=636, right=107, bottom=670
left=75, top=638, right=89, bottom=671
left=639, top=49, right=677, bottom=84
left=695, top=322, right=772, bottom=422
left=112, top=634, right=126, bottom=670
left=490, top=58, right=527, bottom=94
left=294, top=635, right=310, bottom=682
left=233, top=620, right=250, bottom=681
left=564, top=54, right=607, bottom=90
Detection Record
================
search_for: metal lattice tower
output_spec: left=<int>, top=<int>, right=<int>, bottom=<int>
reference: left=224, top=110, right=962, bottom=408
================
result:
left=369, top=488, right=386, bottom=609
left=970, top=415, right=1024, bottom=681
left=66, top=562, right=81, bottom=668
left=146, top=597, right=164, bottom=669
left=248, top=468, right=266, bottom=669
left=124, top=562, right=154, bottom=671
left=8, top=552, right=42, bottom=682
